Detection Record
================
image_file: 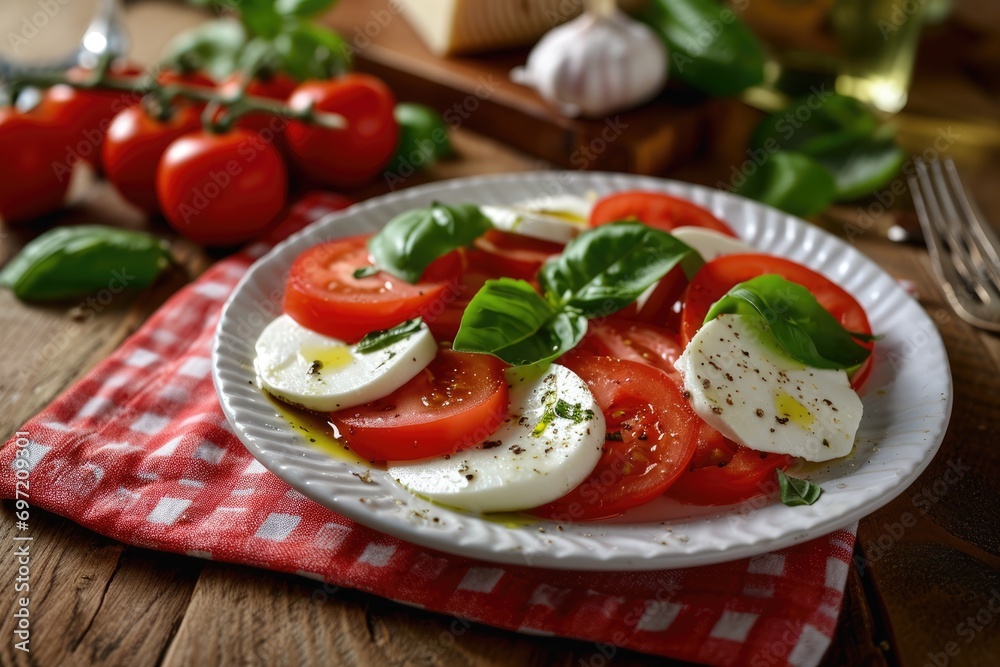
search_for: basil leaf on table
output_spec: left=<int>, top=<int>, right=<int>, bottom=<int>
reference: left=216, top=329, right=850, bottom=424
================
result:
left=777, top=470, right=823, bottom=507
left=641, top=0, right=766, bottom=96
left=810, top=136, right=906, bottom=201
left=356, top=318, right=422, bottom=354
left=704, top=274, right=871, bottom=370
left=453, top=278, right=588, bottom=367
left=734, top=152, right=838, bottom=218
left=367, top=202, right=492, bottom=283
left=454, top=224, right=694, bottom=367
left=390, top=103, right=454, bottom=174
left=749, top=93, right=879, bottom=155
left=0, top=226, right=172, bottom=302
left=539, top=221, right=696, bottom=318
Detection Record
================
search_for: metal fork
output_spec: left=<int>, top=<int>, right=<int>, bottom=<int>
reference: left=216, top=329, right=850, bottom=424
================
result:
left=909, top=158, right=1000, bottom=332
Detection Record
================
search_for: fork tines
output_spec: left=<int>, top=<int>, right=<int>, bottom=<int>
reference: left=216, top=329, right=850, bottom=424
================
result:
left=909, top=157, right=1000, bottom=332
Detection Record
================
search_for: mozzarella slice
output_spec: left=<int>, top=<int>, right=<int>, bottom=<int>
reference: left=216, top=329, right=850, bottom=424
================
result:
left=482, top=194, right=591, bottom=244
left=388, top=364, right=605, bottom=513
left=254, top=315, right=437, bottom=412
left=671, top=226, right=752, bottom=261
left=675, top=314, right=862, bottom=462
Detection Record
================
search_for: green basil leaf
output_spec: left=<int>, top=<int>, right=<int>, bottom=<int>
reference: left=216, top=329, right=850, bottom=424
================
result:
left=554, top=399, right=595, bottom=423
left=277, top=23, right=350, bottom=80
left=539, top=222, right=695, bottom=318
left=705, top=274, right=871, bottom=370
left=352, top=266, right=379, bottom=279
left=777, top=470, right=823, bottom=506
left=368, top=202, right=492, bottom=283
left=811, top=136, right=906, bottom=201
left=749, top=93, right=879, bottom=154
left=275, top=0, right=337, bottom=17
left=641, top=0, right=766, bottom=96
left=356, top=318, right=422, bottom=354
left=390, top=103, right=454, bottom=174
left=734, top=152, right=837, bottom=218
left=235, top=0, right=284, bottom=39
left=0, top=226, right=172, bottom=302
left=452, top=278, right=587, bottom=367
left=162, top=19, right=247, bottom=81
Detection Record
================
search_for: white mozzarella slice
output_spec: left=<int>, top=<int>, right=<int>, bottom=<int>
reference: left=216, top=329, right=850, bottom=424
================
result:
left=671, top=226, right=752, bottom=261
left=481, top=194, right=591, bottom=244
left=388, top=364, right=605, bottom=513
left=254, top=315, right=437, bottom=412
left=675, top=314, right=863, bottom=462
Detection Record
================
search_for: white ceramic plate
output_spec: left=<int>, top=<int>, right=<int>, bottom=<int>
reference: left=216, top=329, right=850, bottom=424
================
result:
left=212, top=172, right=952, bottom=571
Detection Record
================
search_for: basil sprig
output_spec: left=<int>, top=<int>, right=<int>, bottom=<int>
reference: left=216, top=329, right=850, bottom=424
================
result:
left=366, top=202, right=492, bottom=283
left=356, top=318, right=422, bottom=354
left=705, top=274, right=871, bottom=370
left=777, top=470, right=823, bottom=507
left=454, top=223, right=695, bottom=367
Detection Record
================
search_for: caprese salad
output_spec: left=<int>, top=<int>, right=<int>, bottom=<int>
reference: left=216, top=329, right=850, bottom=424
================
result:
left=254, top=190, right=875, bottom=520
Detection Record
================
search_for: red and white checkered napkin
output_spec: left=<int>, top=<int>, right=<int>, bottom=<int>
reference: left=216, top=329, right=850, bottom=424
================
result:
left=1, top=193, right=857, bottom=667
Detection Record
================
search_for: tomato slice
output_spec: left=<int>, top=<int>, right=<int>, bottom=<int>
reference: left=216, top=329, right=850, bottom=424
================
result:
left=423, top=269, right=490, bottom=343
left=679, top=253, right=874, bottom=389
left=572, top=320, right=683, bottom=378
left=534, top=356, right=698, bottom=521
left=284, top=235, right=463, bottom=343
left=666, top=441, right=791, bottom=507
left=330, top=349, right=508, bottom=461
left=471, top=230, right=564, bottom=281
left=634, top=265, right=689, bottom=329
left=590, top=191, right=737, bottom=236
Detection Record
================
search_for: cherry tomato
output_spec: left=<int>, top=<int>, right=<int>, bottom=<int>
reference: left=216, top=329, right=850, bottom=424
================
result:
left=534, top=356, right=699, bottom=521
left=572, top=320, right=683, bottom=378
left=220, top=73, right=297, bottom=137
left=156, top=128, right=287, bottom=245
left=331, top=349, right=509, bottom=461
left=590, top=191, right=737, bottom=236
left=283, top=235, right=464, bottom=343
left=38, top=63, right=144, bottom=170
left=679, top=253, right=874, bottom=388
left=471, top=230, right=564, bottom=281
left=102, top=104, right=201, bottom=214
left=285, top=74, right=399, bottom=189
left=0, top=107, right=72, bottom=224
left=157, top=69, right=216, bottom=90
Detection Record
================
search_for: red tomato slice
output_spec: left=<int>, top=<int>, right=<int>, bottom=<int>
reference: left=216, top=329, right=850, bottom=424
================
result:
left=423, top=269, right=490, bottom=343
left=471, top=230, right=564, bottom=281
left=284, top=235, right=463, bottom=343
left=634, top=265, right=689, bottom=328
left=679, top=253, right=874, bottom=389
left=330, top=350, right=508, bottom=461
left=590, top=191, right=737, bottom=236
left=534, top=356, right=699, bottom=521
left=572, top=320, right=683, bottom=378
left=666, top=442, right=791, bottom=506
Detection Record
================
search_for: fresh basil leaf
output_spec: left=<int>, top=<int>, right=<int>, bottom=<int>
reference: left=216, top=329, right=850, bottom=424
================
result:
left=163, top=19, right=247, bottom=81
left=368, top=202, right=492, bottom=284
left=749, top=93, right=879, bottom=154
left=452, top=278, right=587, bottom=367
left=356, top=318, right=422, bottom=354
left=777, top=470, right=823, bottom=506
left=539, top=222, right=695, bottom=318
left=734, top=152, right=837, bottom=218
left=554, top=399, right=595, bottom=423
left=275, top=0, right=337, bottom=17
left=641, top=0, right=765, bottom=96
left=811, top=136, right=906, bottom=201
left=390, top=103, right=454, bottom=174
left=277, top=23, right=349, bottom=80
left=352, top=266, right=379, bottom=279
left=705, top=274, right=871, bottom=370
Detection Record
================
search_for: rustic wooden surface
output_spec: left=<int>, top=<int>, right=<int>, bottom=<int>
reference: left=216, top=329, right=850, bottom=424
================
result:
left=1, top=1, right=999, bottom=666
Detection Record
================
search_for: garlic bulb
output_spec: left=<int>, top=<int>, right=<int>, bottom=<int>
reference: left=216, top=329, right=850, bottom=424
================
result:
left=510, top=0, right=668, bottom=119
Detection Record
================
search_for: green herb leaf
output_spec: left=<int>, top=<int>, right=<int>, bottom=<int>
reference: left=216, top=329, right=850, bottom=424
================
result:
left=452, top=278, right=588, bottom=367
left=0, top=226, right=172, bottom=302
left=356, top=318, right=422, bottom=354
left=162, top=19, right=247, bottom=81
left=352, top=266, right=379, bottom=279
left=734, top=152, right=837, bottom=218
left=389, top=103, right=454, bottom=174
left=750, top=93, right=879, bottom=155
left=539, top=222, right=695, bottom=318
left=368, top=202, right=492, bottom=283
left=275, top=0, right=338, bottom=17
left=554, top=399, right=595, bottom=423
left=777, top=469, right=823, bottom=506
left=276, top=23, right=349, bottom=80
left=704, top=274, right=872, bottom=370
left=641, top=0, right=766, bottom=96
left=810, top=136, right=906, bottom=201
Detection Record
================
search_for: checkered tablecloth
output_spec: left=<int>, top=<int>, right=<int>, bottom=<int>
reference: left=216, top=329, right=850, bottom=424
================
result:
left=1, top=193, right=857, bottom=667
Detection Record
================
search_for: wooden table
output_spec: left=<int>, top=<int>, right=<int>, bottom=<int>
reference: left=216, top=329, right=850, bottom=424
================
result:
left=1, top=2, right=999, bottom=665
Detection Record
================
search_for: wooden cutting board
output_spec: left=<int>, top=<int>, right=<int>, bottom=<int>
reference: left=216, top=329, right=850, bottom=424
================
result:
left=324, top=2, right=718, bottom=174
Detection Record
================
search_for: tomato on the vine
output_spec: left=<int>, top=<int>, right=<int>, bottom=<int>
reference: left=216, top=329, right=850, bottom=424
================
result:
left=285, top=74, right=399, bottom=189
left=220, top=73, right=297, bottom=137
left=0, top=107, right=72, bottom=224
left=103, top=104, right=201, bottom=214
left=156, top=128, right=287, bottom=245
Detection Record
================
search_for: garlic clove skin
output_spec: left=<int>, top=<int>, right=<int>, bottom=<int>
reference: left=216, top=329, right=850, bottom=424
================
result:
left=510, top=7, right=669, bottom=119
